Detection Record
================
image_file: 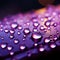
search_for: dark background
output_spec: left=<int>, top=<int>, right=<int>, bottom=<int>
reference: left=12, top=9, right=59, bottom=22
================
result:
left=0, top=0, right=60, bottom=60
left=0, top=0, right=60, bottom=19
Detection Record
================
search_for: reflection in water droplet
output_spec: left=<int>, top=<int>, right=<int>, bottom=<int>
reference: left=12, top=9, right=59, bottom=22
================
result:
left=31, top=32, right=42, bottom=42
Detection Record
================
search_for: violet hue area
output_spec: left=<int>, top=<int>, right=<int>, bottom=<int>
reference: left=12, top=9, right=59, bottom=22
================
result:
left=0, top=6, right=60, bottom=60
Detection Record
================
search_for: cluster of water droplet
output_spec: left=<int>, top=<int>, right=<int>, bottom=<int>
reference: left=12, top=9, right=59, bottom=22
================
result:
left=0, top=6, right=60, bottom=60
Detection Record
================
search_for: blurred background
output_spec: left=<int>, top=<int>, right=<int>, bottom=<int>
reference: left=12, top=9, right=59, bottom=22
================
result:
left=0, top=0, right=60, bottom=19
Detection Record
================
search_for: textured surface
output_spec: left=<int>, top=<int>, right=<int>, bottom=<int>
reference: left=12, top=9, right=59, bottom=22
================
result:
left=0, top=5, right=60, bottom=60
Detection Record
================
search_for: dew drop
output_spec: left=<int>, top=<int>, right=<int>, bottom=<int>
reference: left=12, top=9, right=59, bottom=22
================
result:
left=33, top=22, right=39, bottom=27
left=11, top=22, right=18, bottom=29
left=7, top=46, right=13, bottom=51
left=44, top=38, right=50, bottom=43
left=31, top=32, right=42, bottom=42
left=4, top=29, right=9, bottom=33
left=23, top=28, right=30, bottom=35
left=53, top=23, right=57, bottom=27
left=10, top=51, right=14, bottom=55
left=39, top=47, right=44, bottom=52
left=10, top=35, right=14, bottom=39
left=50, top=44, right=56, bottom=48
left=0, top=43, right=7, bottom=49
left=44, top=20, right=51, bottom=27
left=10, top=30, right=15, bottom=34
left=18, top=25, right=22, bottom=30
left=40, top=26, right=45, bottom=31
left=14, top=39, right=19, bottom=44
left=20, top=45, right=26, bottom=50
left=17, top=31, right=21, bottom=35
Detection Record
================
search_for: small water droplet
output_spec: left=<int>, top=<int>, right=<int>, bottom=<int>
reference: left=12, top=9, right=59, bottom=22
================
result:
left=10, top=35, right=14, bottom=39
left=20, top=45, right=26, bottom=50
left=17, top=31, right=21, bottom=35
left=34, top=43, right=38, bottom=46
left=4, top=29, right=9, bottom=33
left=18, top=25, right=22, bottom=30
left=44, top=37, right=50, bottom=43
left=44, top=20, right=51, bottom=27
left=10, top=30, right=15, bottom=34
left=14, top=39, right=19, bottom=44
left=53, top=23, right=57, bottom=27
left=39, top=47, right=44, bottom=52
left=33, top=22, right=39, bottom=27
left=7, top=46, right=13, bottom=51
left=11, top=22, right=18, bottom=29
left=50, top=44, right=56, bottom=48
left=23, top=28, right=30, bottom=35
left=0, top=43, right=7, bottom=49
left=10, top=51, right=14, bottom=55
left=40, top=26, right=45, bottom=31
left=33, top=28, right=38, bottom=32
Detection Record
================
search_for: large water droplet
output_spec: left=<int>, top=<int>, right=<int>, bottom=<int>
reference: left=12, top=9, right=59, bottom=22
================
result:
left=31, top=32, right=42, bottom=42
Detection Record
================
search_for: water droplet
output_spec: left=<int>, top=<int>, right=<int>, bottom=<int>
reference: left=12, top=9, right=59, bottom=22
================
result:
left=11, top=22, right=18, bottom=29
left=33, top=22, right=39, bottom=27
left=34, top=43, right=38, bottom=46
left=4, top=29, right=9, bottom=33
left=7, top=46, right=13, bottom=51
left=18, top=25, right=22, bottom=30
left=20, top=45, right=26, bottom=50
left=31, top=32, right=42, bottom=42
left=10, top=51, right=14, bottom=55
left=40, top=26, right=45, bottom=31
left=44, top=38, right=50, bottom=43
left=39, top=47, right=44, bottom=52
left=17, top=31, right=21, bottom=35
left=50, top=44, right=56, bottom=48
left=0, top=43, right=7, bottom=49
left=14, top=39, right=19, bottom=44
left=23, top=28, right=30, bottom=35
left=53, top=36, right=57, bottom=41
left=53, top=23, right=57, bottom=27
left=44, top=20, right=51, bottom=27
left=10, top=35, right=14, bottom=39
left=10, top=30, right=15, bottom=34
left=33, top=28, right=38, bottom=32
